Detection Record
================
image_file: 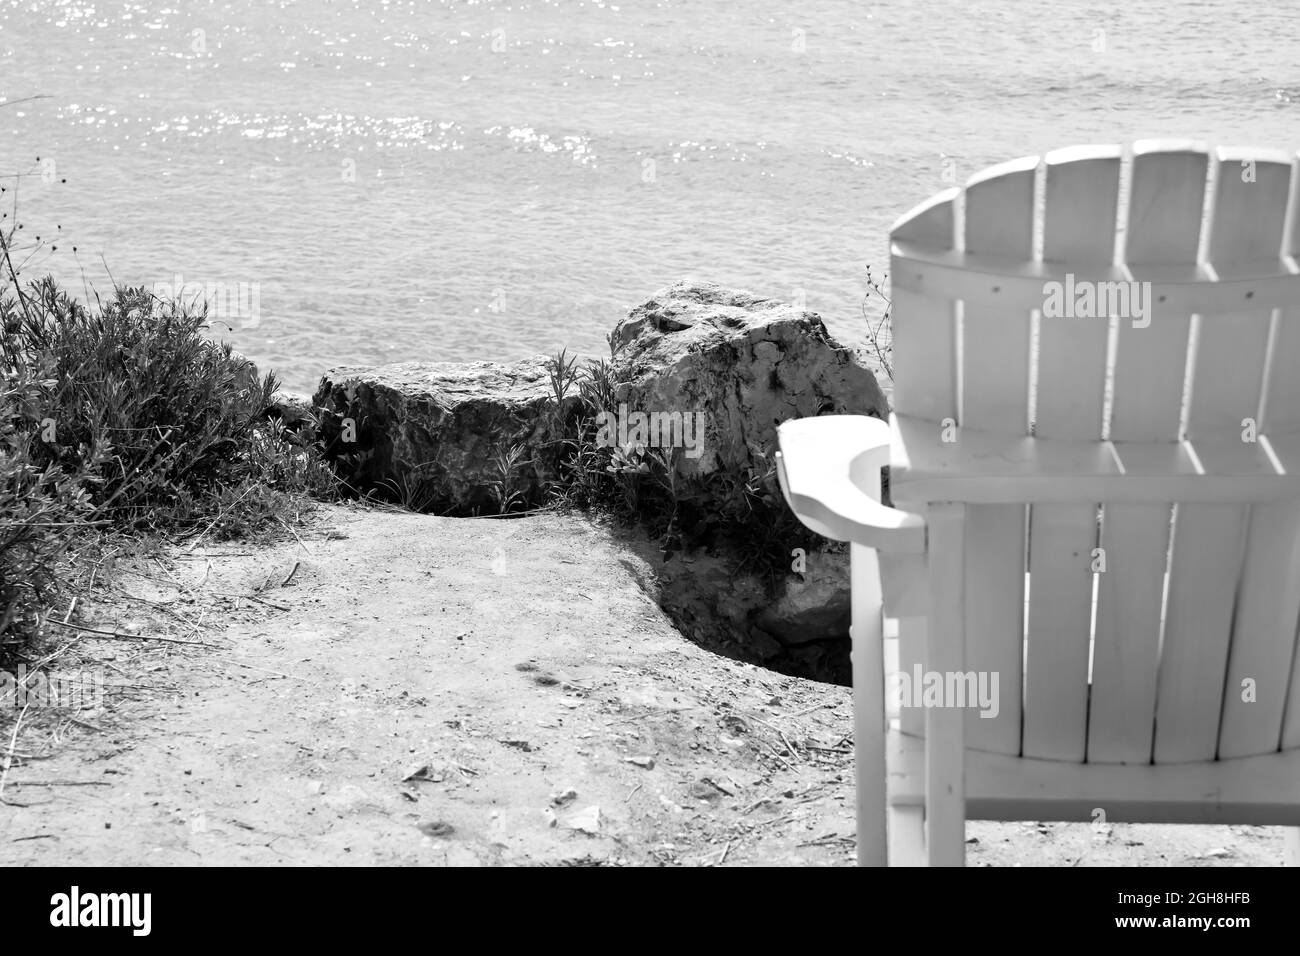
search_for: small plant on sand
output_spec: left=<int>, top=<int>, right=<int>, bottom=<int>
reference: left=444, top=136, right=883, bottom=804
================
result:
left=487, top=442, right=532, bottom=515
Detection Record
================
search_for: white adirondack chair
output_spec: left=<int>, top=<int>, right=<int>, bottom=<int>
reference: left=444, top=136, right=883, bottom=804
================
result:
left=776, top=141, right=1300, bottom=866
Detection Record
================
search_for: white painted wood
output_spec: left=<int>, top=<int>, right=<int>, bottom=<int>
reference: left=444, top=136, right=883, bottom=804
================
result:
left=1035, top=146, right=1144, bottom=766
left=879, top=552, right=927, bottom=618
left=1155, top=504, right=1248, bottom=763
left=924, top=503, right=966, bottom=866
left=1290, top=149, right=1300, bottom=263
left=1262, top=321, right=1300, bottom=435
left=889, top=413, right=1300, bottom=507
left=1272, top=158, right=1300, bottom=754
left=958, top=158, right=1036, bottom=760
left=1218, top=500, right=1300, bottom=757
left=1265, top=154, right=1300, bottom=435
left=888, top=728, right=1300, bottom=824
left=887, top=805, right=926, bottom=866
left=850, top=541, right=887, bottom=865
left=890, top=191, right=958, bottom=423
left=890, top=248, right=1300, bottom=316
left=1191, top=150, right=1294, bottom=761
left=1099, top=145, right=1231, bottom=767
left=962, top=155, right=1036, bottom=432
left=1088, top=504, right=1169, bottom=764
left=962, top=504, right=1024, bottom=755
left=1110, top=143, right=1206, bottom=444
left=786, top=142, right=1300, bottom=864
left=1284, top=614, right=1300, bottom=750
left=1208, top=146, right=1294, bottom=270
left=775, top=416, right=925, bottom=552
left=1037, top=144, right=1121, bottom=441
left=1022, top=503, right=1095, bottom=761
left=896, top=616, right=926, bottom=738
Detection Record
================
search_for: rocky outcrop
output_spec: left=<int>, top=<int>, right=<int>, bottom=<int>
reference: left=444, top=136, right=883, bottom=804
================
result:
left=609, top=279, right=888, bottom=480
left=312, top=358, right=578, bottom=514
left=267, top=390, right=316, bottom=427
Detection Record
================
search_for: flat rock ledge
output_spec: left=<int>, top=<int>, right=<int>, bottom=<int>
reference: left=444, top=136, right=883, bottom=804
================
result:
left=313, top=358, right=580, bottom=515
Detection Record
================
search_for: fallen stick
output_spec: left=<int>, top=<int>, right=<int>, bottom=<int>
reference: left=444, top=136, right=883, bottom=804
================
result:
left=0, top=701, right=31, bottom=801
left=747, top=713, right=799, bottom=760
left=797, top=832, right=853, bottom=848
left=10, top=780, right=111, bottom=788
left=210, top=591, right=290, bottom=611
left=277, top=517, right=313, bottom=556
left=206, top=657, right=310, bottom=682
left=46, top=620, right=217, bottom=648
left=280, top=560, right=301, bottom=588
left=788, top=701, right=837, bottom=718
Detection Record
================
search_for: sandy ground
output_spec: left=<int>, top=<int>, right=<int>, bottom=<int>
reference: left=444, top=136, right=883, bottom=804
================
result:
left=0, top=502, right=1288, bottom=866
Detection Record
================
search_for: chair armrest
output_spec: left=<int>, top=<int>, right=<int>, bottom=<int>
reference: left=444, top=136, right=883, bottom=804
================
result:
left=775, top=415, right=926, bottom=553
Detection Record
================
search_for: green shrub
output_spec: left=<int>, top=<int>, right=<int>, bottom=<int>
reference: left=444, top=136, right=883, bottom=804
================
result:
left=0, top=364, right=98, bottom=654
left=0, top=275, right=339, bottom=662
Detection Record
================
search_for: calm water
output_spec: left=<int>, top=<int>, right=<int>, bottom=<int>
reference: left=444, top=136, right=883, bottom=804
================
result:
left=2, top=0, right=1297, bottom=392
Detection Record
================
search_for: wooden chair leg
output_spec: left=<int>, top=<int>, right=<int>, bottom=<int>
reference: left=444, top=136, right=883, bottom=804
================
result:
left=851, top=543, right=887, bottom=866
left=888, top=805, right=926, bottom=865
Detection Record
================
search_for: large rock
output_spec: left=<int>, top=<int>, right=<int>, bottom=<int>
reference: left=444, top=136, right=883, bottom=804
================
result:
left=606, top=280, right=887, bottom=680
left=609, top=279, right=888, bottom=479
left=313, top=358, right=575, bottom=514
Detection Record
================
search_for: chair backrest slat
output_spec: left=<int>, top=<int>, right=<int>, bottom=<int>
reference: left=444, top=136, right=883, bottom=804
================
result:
left=890, top=191, right=958, bottom=424
left=958, top=159, right=1036, bottom=756
left=962, top=157, right=1036, bottom=431
left=1258, top=157, right=1300, bottom=436
left=1281, top=168, right=1300, bottom=753
left=1022, top=502, right=1095, bottom=761
left=1022, top=150, right=1117, bottom=762
left=1110, top=144, right=1243, bottom=765
left=1035, top=146, right=1163, bottom=765
left=1206, top=148, right=1300, bottom=759
left=1037, top=145, right=1119, bottom=441
left=1109, top=142, right=1205, bottom=445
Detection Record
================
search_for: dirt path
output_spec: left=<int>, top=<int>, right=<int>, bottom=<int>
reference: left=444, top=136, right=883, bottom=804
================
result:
left=0, top=503, right=1287, bottom=865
